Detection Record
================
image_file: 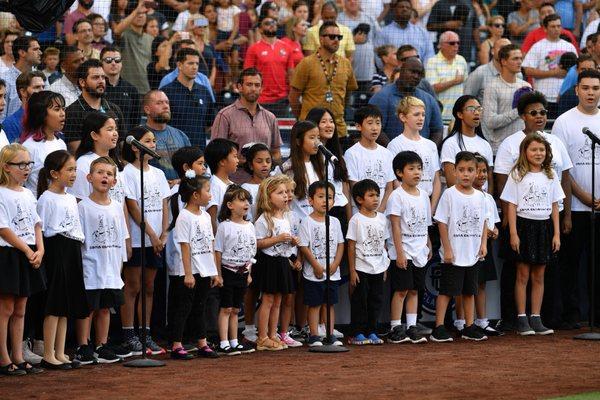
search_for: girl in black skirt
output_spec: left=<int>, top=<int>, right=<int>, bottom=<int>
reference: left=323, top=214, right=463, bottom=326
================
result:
left=500, top=133, right=564, bottom=336
left=36, top=150, right=88, bottom=370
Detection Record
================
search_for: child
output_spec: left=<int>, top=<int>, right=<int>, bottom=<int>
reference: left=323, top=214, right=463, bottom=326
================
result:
left=215, top=0, right=241, bottom=88
left=386, top=151, right=431, bottom=344
left=41, top=47, right=60, bottom=83
left=121, top=127, right=171, bottom=356
left=37, top=150, right=88, bottom=370
left=344, top=105, right=395, bottom=212
left=431, top=151, right=489, bottom=343
left=298, top=181, right=345, bottom=346
left=347, top=179, right=390, bottom=345
left=205, top=138, right=239, bottom=233
left=167, top=172, right=221, bottom=359
left=76, top=157, right=129, bottom=364
left=254, top=175, right=297, bottom=351
left=501, top=133, right=563, bottom=336
left=0, top=144, right=45, bottom=376
left=215, top=186, right=257, bottom=355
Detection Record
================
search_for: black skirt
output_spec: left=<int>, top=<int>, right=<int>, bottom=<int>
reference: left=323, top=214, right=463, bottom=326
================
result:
left=86, top=289, right=124, bottom=311
left=0, top=245, right=46, bottom=297
left=43, top=235, right=89, bottom=318
left=477, top=238, right=497, bottom=284
left=510, top=217, right=553, bottom=265
left=256, top=251, right=295, bottom=295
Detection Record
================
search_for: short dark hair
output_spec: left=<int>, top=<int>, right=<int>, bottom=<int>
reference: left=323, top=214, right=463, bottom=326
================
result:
left=517, top=91, right=548, bottom=115
left=498, top=43, right=520, bottom=61
left=577, top=68, right=600, bottom=84
left=171, top=146, right=204, bottom=179
left=392, top=151, right=422, bottom=181
left=308, top=180, right=335, bottom=198
left=59, top=45, right=81, bottom=62
left=321, top=0, right=338, bottom=13
left=12, top=36, right=38, bottom=61
left=351, top=179, right=380, bottom=205
left=73, top=17, right=92, bottom=34
left=0, top=78, right=5, bottom=89
left=100, top=45, right=121, bottom=60
left=237, top=67, right=262, bottom=85
left=588, top=32, right=600, bottom=45
left=396, top=44, right=417, bottom=60
left=204, top=138, right=239, bottom=174
left=76, top=58, right=103, bottom=87
left=354, top=104, right=382, bottom=125
left=319, top=20, right=339, bottom=36
left=292, top=0, right=308, bottom=11
left=395, top=0, right=412, bottom=7
left=539, top=2, right=554, bottom=10
left=16, top=71, right=46, bottom=100
left=455, top=151, right=477, bottom=165
left=176, top=47, right=200, bottom=63
left=542, top=13, right=560, bottom=27
left=577, top=53, right=595, bottom=67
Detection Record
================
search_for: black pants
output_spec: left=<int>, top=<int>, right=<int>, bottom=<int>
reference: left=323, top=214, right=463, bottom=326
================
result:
left=350, top=271, right=384, bottom=336
left=167, top=274, right=211, bottom=343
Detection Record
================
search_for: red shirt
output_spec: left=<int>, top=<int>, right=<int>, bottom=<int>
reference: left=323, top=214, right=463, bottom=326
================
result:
left=522, top=27, right=579, bottom=54
left=281, top=37, right=304, bottom=68
left=244, top=39, right=294, bottom=103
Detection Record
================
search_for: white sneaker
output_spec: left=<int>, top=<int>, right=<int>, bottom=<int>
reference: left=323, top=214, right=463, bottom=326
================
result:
left=22, top=340, right=43, bottom=365
left=32, top=339, right=45, bottom=357
left=242, top=327, right=258, bottom=343
left=332, top=328, right=344, bottom=338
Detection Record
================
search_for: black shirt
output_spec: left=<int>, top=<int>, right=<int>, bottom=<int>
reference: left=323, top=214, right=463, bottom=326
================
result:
left=105, top=77, right=141, bottom=133
left=63, top=95, right=125, bottom=144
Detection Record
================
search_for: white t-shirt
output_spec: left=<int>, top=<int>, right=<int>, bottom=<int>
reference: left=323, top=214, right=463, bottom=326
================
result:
left=288, top=162, right=320, bottom=218
left=387, top=134, right=440, bottom=196
left=172, top=10, right=202, bottom=32
left=171, top=208, right=217, bottom=277
left=217, top=5, right=241, bottom=32
left=255, top=214, right=295, bottom=257
left=327, top=162, right=348, bottom=207
left=69, top=152, right=126, bottom=205
left=385, top=186, right=431, bottom=267
left=22, top=136, right=67, bottom=197
left=345, top=142, right=395, bottom=192
left=123, top=163, right=171, bottom=248
left=346, top=211, right=390, bottom=274
left=551, top=107, right=600, bottom=212
left=434, top=186, right=487, bottom=267
left=484, top=191, right=500, bottom=230
left=441, top=133, right=494, bottom=191
left=241, top=182, right=259, bottom=222
left=0, top=129, right=9, bottom=150
left=0, top=187, right=41, bottom=246
left=207, top=175, right=232, bottom=214
left=78, top=197, right=129, bottom=290
left=214, top=220, right=257, bottom=271
left=37, top=190, right=84, bottom=241
left=298, top=214, right=345, bottom=282
left=501, top=171, right=565, bottom=220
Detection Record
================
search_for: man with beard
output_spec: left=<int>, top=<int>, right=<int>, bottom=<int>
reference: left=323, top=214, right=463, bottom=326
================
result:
left=65, top=0, right=96, bottom=46
left=143, top=90, right=191, bottom=182
left=368, top=57, right=443, bottom=144
left=244, top=16, right=294, bottom=117
left=63, top=59, right=125, bottom=154
left=49, top=46, right=85, bottom=107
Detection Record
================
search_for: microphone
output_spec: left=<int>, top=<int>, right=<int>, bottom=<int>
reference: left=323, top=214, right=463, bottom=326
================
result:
left=317, top=142, right=338, bottom=162
left=582, top=127, right=600, bottom=146
left=126, top=135, right=161, bottom=160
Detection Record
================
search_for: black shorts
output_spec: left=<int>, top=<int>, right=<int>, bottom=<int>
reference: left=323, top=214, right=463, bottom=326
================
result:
left=219, top=267, right=248, bottom=309
left=303, top=278, right=339, bottom=307
left=438, top=264, right=478, bottom=297
left=476, top=255, right=497, bottom=285
left=390, top=260, right=427, bottom=292
left=86, top=288, right=124, bottom=311
left=124, top=247, right=164, bottom=269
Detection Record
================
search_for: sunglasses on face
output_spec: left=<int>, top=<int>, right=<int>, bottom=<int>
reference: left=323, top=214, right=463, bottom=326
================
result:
left=526, top=109, right=547, bottom=116
left=102, top=57, right=122, bottom=64
left=262, top=20, right=277, bottom=26
left=445, top=41, right=460, bottom=46
left=7, top=161, right=34, bottom=170
left=322, top=34, right=343, bottom=40
left=492, top=23, right=505, bottom=28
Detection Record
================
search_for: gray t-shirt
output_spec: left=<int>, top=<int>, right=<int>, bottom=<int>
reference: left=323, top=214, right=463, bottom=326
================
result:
left=119, top=28, right=153, bottom=94
left=507, top=9, right=539, bottom=46
left=338, top=12, right=379, bottom=82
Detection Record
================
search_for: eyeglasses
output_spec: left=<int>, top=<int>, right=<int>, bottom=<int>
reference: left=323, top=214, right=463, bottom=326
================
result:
left=464, top=106, right=483, bottom=113
left=262, top=20, right=277, bottom=26
left=526, top=109, right=547, bottom=116
left=7, top=161, right=34, bottom=170
left=322, top=34, right=343, bottom=41
left=445, top=41, right=460, bottom=46
left=492, top=23, right=505, bottom=28
left=102, top=57, right=122, bottom=64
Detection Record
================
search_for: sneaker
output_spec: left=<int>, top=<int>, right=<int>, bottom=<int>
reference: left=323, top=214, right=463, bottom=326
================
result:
left=430, top=326, right=454, bottom=343
left=272, top=335, right=288, bottom=349
left=367, top=333, right=384, bottom=345
left=496, top=319, right=517, bottom=333
left=287, top=326, right=305, bottom=341
left=197, top=345, right=220, bottom=358
left=145, top=335, right=167, bottom=355
left=122, top=336, right=143, bottom=356
left=348, top=333, right=371, bottom=345
left=234, top=343, right=255, bottom=354
left=256, top=337, right=284, bottom=351
left=170, top=347, right=194, bottom=360
left=406, top=326, right=427, bottom=344
left=21, top=340, right=43, bottom=365
left=517, top=316, right=535, bottom=336
left=323, top=337, right=343, bottom=346
left=94, top=345, right=121, bottom=364
left=530, top=316, right=554, bottom=335
left=168, top=343, right=198, bottom=353
left=279, top=332, right=303, bottom=348
left=217, top=345, right=241, bottom=356
left=308, top=335, right=323, bottom=347
left=387, top=326, right=410, bottom=344
left=242, top=327, right=258, bottom=343
left=32, top=339, right=45, bottom=357
left=477, top=323, right=503, bottom=337
left=108, top=343, right=133, bottom=359
left=415, top=322, right=432, bottom=336
left=332, top=328, right=344, bottom=338
left=461, top=325, right=488, bottom=341
left=74, top=344, right=97, bottom=365
left=318, top=324, right=326, bottom=337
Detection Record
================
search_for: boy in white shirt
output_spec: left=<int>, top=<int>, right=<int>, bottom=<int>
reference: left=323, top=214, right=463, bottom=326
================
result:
left=347, top=179, right=390, bottom=345
left=205, top=138, right=239, bottom=233
left=431, top=151, right=489, bottom=343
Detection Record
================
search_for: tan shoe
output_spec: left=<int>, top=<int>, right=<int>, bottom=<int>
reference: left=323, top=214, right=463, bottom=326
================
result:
left=256, top=337, right=283, bottom=351
left=272, top=335, right=288, bottom=349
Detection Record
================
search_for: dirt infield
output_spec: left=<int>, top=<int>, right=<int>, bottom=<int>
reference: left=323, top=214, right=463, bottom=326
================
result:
left=5, top=330, right=600, bottom=400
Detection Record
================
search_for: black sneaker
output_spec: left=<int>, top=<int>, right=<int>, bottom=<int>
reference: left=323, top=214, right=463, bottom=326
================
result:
left=94, top=345, right=121, bottom=364
left=529, top=316, right=554, bottom=335
left=108, top=343, right=133, bottom=359
left=197, top=346, right=220, bottom=358
left=217, top=345, right=241, bottom=356
left=387, top=326, right=410, bottom=344
left=430, top=326, right=454, bottom=343
left=461, top=325, right=488, bottom=341
left=477, top=323, right=503, bottom=337
left=234, top=343, right=255, bottom=354
left=415, top=322, right=432, bottom=336
left=406, top=326, right=427, bottom=344
left=517, top=315, right=535, bottom=336
left=74, top=344, right=98, bottom=365
left=170, top=347, right=194, bottom=360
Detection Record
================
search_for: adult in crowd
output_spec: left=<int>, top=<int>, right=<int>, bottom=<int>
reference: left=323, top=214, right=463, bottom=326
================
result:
left=554, top=0, right=582, bottom=38
left=244, top=15, right=294, bottom=117
left=172, top=0, right=204, bottom=32
left=0, top=30, right=18, bottom=74
left=395, top=45, right=437, bottom=98
left=479, top=15, right=506, bottom=65
left=560, top=32, right=600, bottom=97
left=0, top=79, right=8, bottom=148
left=147, top=36, right=173, bottom=90
left=552, top=69, right=600, bottom=329
left=371, top=45, right=398, bottom=95
left=557, top=54, right=597, bottom=115
left=73, top=18, right=100, bottom=61
left=369, top=57, right=443, bottom=144
left=482, top=44, right=531, bottom=153
left=62, top=59, right=124, bottom=153
left=281, top=16, right=308, bottom=68
left=101, top=45, right=141, bottom=133
left=161, top=48, right=214, bottom=149
left=522, top=2, right=579, bottom=55
left=465, top=38, right=512, bottom=102
left=64, top=0, right=95, bottom=46
left=522, top=14, right=577, bottom=120
left=425, top=31, right=469, bottom=123
left=302, top=1, right=355, bottom=59
left=143, top=90, right=191, bottom=182
left=375, top=0, right=434, bottom=64
left=507, top=0, right=539, bottom=47
left=89, top=13, right=110, bottom=52
left=189, top=17, right=217, bottom=85
left=2, top=71, right=46, bottom=143
left=48, top=46, right=85, bottom=107
left=289, top=21, right=357, bottom=138
left=426, top=0, right=474, bottom=62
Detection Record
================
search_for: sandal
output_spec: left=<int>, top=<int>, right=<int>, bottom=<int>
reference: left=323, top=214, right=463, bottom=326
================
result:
left=16, top=362, right=44, bottom=374
left=170, top=347, right=194, bottom=360
left=0, top=363, right=26, bottom=376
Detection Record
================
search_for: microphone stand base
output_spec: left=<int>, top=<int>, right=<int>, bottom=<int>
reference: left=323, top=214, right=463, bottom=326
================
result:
left=573, top=331, right=600, bottom=341
left=308, top=344, right=350, bottom=353
left=123, top=357, right=166, bottom=368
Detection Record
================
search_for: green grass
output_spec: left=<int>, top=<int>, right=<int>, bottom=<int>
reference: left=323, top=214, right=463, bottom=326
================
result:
left=548, top=392, right=600, bottom=400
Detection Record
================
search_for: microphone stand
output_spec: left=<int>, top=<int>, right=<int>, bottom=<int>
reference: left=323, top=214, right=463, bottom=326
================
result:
left=309, top=153, right=349, bottom=353
left=125, top=150, right=166, bottom=367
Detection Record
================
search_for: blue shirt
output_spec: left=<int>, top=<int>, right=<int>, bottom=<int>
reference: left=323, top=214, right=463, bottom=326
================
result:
left=560, top=65, right=578, bottom=95
left=159, top=69, right=215, bottom=102
left=146, top=124, right=191, bottom=181
left=374, top=22, right=435, bottom=64
left=368, top=83, right=443, bottom=140
left=2, top=107, right=24, bottom=143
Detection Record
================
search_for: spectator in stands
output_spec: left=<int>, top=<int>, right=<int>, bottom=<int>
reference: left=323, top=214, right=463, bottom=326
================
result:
left=48, top=46, right=84, bottom=107
left=143, top=90, right=191, bottom=182
left=522, top=3, right=579, bottom=56
left=479, top=15, right=506, bottom=65
left=371, top=45, right=398, bottom=94
left=303, top=1, right=355, bottom=59
left=0, top=30, right=18, bottom=74
left=375, top=0, right=434, bottom=64
left=290, top=21, right=358, bottom=138
left=64, top=0, right=95, bottom=46
left=507, top=0, right=539, bottom=47
left=41, top=47, right=61, bottom=84
left=172, top=0, right=204, bottom=32
left=369, top=57, right=443, bottom=144
left=244, top=15, right=294, bottom=117
left=465, top=37, right=512, bottom=102
left=145, top=15, right=161, bottom=37
left=147, top=36, right=173, bottom=90
left=395, top=45, right=437, bottom=98
left=426, top=31, right=469, bottom=123
left=0, top=79, right=8, bottom=148
left=190, top=17, right=217, bottom=85
left=161, top=48, right=214, bottom=148
left=73, top=19, right=100, bottom=60
left=2, top=71, right=45, bottom=143
left=482, top=44, right=531, bottom=153
left=555, top=0, right=583, bottom=38
left=522, top=14, right=577, bottom=119
left=62, top=59, right=124, bottom=153
left=560, top=32, right=600, bottom=97
left=89, top=13, right=109, bottom=52
left=281, top=16, right=308, bottom=67
left=101, top=46, right=141, bottom=133
left=427, top=0, right=475, bottom=61
left=557, top=54, right=597, bottom=115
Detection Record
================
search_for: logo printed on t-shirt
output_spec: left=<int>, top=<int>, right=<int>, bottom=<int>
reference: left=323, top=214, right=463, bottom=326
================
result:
left=91, top=214, right=119, bottom=248
left=58, top=208, right=77, bottom=231
left=523, top=181, right=548, bottom=207
left=143, top=185, right=162, bottom=212
left=455, top=205, right=481, bottom=236
left=577, top=136, right=600, bottom=162
left=191, top=223, right=212, bottom=255
left=311, top=225, right=336, bottom=261
left=362, top=224, right=385, bottom=256
left=405, top=206, right=428, bottom=236
left=11, top=203, right=34, bottom=236
left=364, top=160, right=387, bottom=187
left=230, top=231, right=256, bottom=263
